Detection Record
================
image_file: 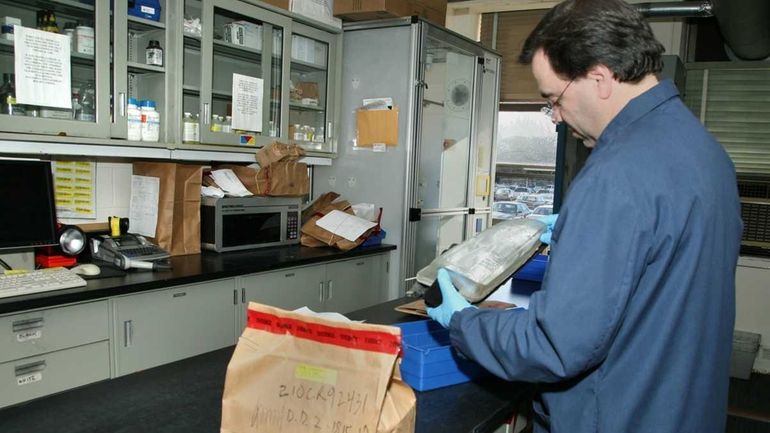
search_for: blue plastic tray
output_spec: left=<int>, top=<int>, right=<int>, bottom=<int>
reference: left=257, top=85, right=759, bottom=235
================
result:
left=394, top=320, right=488, bottom=391
left=512, top=254, right=548, bottom=282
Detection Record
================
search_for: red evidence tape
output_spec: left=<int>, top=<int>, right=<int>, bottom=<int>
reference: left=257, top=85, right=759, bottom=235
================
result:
left=247, top=309, right=401, bottom=355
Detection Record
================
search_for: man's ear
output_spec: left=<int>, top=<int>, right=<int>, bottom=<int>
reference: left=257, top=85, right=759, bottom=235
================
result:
left=586, top=64, right=614, bottom=100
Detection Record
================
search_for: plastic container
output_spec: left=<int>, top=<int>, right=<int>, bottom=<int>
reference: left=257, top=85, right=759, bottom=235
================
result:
left=222, top=115, right=232, bottom=133
left=128, top=0, right=162, bottom=21
left=140, top=100, right=160, bottom=142
left=127, top=98, right=142, bottom=141
left=182, top=112, right=198, bottom=143
left=730, top=330, right=760, bottom=380
left=75, top=25, right=94, bottom=56
left=76, top=80, right=96, bottom=122
left=394, top=320, right=489, bottom=391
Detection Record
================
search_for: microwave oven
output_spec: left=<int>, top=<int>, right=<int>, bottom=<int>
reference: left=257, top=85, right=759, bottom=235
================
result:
left=200, top=196, right=301, bottom=252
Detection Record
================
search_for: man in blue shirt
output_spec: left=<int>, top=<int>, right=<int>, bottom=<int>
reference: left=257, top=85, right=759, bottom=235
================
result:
left=427, top=0, right=743, bottom=432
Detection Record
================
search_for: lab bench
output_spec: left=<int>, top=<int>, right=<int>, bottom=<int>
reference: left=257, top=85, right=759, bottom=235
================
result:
left=0, top=244, right=395, bottom=407
left=0, top=297, right=531, bottom=433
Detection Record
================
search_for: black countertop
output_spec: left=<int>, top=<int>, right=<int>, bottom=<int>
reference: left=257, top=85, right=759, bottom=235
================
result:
left=0, top=244, right=396, bottom=315
left=0, top=297, right=530, bottom=433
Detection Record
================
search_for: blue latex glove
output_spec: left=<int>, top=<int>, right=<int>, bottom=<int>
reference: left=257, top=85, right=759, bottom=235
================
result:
left=426, top=268, right=475, bottom=328
left=536, top=213, right=559, bottom=245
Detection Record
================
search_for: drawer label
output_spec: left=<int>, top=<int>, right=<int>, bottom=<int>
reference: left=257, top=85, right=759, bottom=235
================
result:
left=16, top=329, right=42, bottom=342
left=16, top=372, right=42, bottom=386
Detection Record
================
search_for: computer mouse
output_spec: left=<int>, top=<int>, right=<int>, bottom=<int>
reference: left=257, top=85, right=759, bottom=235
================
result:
left=71, top=264, right=101, bottom=276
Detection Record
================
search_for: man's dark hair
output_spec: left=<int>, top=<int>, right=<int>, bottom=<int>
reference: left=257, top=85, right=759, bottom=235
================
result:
left=519, top=0, right=665, bottom=82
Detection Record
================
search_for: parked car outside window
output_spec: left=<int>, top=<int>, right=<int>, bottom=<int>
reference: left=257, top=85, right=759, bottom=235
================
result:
left=526, top=205, right=554, bottom=219
left=492, top=201, right=532, bottom=221
left=518, top=194, right=547, bottom=208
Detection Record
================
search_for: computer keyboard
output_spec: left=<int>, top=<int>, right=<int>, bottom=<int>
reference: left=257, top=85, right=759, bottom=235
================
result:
left=0, top=267, right=87, bottom=299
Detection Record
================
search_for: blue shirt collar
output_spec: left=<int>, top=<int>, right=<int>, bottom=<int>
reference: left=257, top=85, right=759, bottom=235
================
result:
left=595, top=79, right=680, bottom=149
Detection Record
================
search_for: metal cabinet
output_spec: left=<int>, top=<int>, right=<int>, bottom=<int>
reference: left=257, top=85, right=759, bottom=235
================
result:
left=112, top=278, right=238, bottom=376
left=0, top=301, right=110, bottom=408
left=0, top=0, right=110, bottom=138
left=0, top=0, right=341, bottom=155
left=237, top=253, right=389, bottom=328
left=313, top=18, right=501, bottom=296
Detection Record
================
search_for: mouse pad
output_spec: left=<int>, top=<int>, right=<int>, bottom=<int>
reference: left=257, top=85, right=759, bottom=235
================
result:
left=79, top=261, right=127, bottom=280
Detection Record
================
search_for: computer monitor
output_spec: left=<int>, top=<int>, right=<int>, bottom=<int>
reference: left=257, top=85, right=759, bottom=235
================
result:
left=0, top=159, right=58, bottom=251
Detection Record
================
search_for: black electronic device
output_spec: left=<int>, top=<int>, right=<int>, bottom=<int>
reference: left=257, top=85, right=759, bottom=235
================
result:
left=91, top=233, right=170, bottom=268
left=0, top=160, right=58, bottom=251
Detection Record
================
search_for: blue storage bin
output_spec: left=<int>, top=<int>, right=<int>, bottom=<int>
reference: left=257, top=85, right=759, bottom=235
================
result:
left=512, top=254, right=548, bottom=282
left=394, top=320, right=489, bottom=391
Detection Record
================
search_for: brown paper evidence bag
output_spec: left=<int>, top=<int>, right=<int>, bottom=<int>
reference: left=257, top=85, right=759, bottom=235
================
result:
left=221, top=302, right=416, bottom=433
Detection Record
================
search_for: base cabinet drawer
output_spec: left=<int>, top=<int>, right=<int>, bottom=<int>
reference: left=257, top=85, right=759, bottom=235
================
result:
left=0, top=341, right=110, bottom=408
left=0, top=301, right=109, bottom=364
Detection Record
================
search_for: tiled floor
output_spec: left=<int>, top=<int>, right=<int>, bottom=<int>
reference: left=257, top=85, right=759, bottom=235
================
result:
left=728, top=373, right=770, bottom=433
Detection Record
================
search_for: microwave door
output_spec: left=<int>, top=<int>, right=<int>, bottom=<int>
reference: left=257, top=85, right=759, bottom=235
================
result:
left=221, top=211, right=284, bottom=248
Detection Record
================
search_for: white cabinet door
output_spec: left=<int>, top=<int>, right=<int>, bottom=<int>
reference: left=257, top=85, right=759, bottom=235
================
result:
left=241, top=264, right=326, bottom=316
left=324, top=256, right=382, bottom=314
left=113, top=278, right=237, bottom=376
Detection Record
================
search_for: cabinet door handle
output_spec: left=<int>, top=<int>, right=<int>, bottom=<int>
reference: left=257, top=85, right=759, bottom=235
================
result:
left=319, top=282, right=325, bottom=303
left=12, top=317, right=44, bottom=332
left=233, top=289, right=238, bottom=305
left=327, top=121, right=333, bottom=140
left=123, top=320, right=133, bottom=348
left=241, top=287, right=245, bottom=304
left=203, top=103, right=210, bottom=125
left=15, top=360, right=46, bottom=376
left=327, top=280, right=333, bottom=300
left=119, top=92, right=126, bottom=117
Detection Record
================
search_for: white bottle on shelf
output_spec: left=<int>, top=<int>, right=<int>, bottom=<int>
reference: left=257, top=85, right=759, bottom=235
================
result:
left=182, top=112, right=198, bottom=143
left=140, top=100, right=160, bottom=142
left=127, top=98, right=142, bottom=141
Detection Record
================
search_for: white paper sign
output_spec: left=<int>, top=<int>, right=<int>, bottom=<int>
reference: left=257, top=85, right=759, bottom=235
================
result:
left=316, top=210, right=377, bottom=242
left=231, top=73, right=263, bottom=132
left=129, top=175, right=160, bottom=238
left=14, top=26, right=72, bottom=109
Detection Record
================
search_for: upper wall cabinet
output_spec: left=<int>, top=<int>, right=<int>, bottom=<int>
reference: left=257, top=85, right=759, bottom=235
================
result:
left=0, top=0, right=110, bottom=138
left=0, top=0, right=341, bottom=156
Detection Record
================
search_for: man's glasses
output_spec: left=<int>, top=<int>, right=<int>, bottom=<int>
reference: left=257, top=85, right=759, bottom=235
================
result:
left=541, top=79, right=574, bottom=118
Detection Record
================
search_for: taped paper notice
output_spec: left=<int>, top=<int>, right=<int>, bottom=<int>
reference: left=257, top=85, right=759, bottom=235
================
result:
left=14, top=26, right=72, bottom=109
left=129, top=175, right=160, bottom=238
left=231, top=73, right=263, bottom=132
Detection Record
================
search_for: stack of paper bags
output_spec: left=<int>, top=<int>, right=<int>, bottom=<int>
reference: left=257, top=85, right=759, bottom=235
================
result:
left=253, top=142, right=309, bottom=196
left=300, top=192, right=378, bottom=251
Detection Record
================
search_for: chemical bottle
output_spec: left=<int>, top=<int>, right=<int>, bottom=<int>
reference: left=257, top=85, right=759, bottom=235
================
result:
left=145, top=40, right=163, bottom=67
left=210, top=114, right=222, bottom=132
left=140, top=100, right=160, bottom=142
left=0, top=73, right=25, bottom=116
left=76, top=80, right=96, bottom=122
left=127, top=98, right=142, bottom=141
left=182, top=112, right=198, bottom=143
left=222, top=115, right=232, bottom=133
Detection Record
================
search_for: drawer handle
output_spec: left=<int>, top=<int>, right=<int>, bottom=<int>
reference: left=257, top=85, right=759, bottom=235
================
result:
left=173, top=292, right=187, bottom=298
left=15, top=360, right=46, bottom=376
left=356, top=261, right=365, bottom=266
left=124, top=320, right=133, bottom=348
left=285, top=272, right=295, bottom=278
left=327, top=280, right=333, bottom=299
left=319, top=282, right=324, bottom=303
left=12, top=318, right=44, bottom=332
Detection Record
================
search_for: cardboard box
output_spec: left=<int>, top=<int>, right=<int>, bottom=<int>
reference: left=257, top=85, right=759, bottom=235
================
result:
left=334, top=0, right=446, bottom=25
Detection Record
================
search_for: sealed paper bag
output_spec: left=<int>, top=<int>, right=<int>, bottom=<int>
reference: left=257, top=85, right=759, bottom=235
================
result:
left=256, top=141, right=305, bottom=167
left=221, top=302, right=416, bottom=433
left=356, top=107, right=399, bottom=147
left=254, top=161, right=309, bottom=197
left=132, top=162, right=203, bottom=256
left=302, top=192, right=341, bottom=225
left=300, top=201, right=375, bottom=251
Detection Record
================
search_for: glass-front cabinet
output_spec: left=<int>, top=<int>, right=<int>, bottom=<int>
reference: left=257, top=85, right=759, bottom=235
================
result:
left=0, top=0, right=340, bottom=154
left=0, top=0, right=109, bottom=138
left=112, top=0, right=170, bottom=144
left=288, top=22, right=336, bottom=152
